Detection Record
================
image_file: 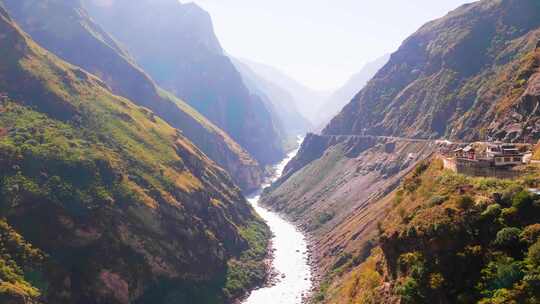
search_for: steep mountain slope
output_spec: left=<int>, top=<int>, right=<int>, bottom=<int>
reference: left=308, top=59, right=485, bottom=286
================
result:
left=3, top=0, right=263, bottom=192
left=261, top=134, right=437, bottom=246
left=82, top=0, right=285, bottom=165
left=261, top=0, right=540, bottom=303
left=324, top=0, right=540, bottom=143
left=241, top=59, right=330, bottom=125
left=316, top=54, right=390, bottom=127
left=232, top=58, right=311, bottom=144
left=320, top=159, right=540, bottom=304
left=0, top=7, right=269, bottom=303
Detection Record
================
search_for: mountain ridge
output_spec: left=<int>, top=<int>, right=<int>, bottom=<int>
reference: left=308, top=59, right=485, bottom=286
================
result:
left=3, top=0, right=265, bottom=192
left=0, top=6, right=269, bottom=303
left=240, top=58, right=330, bottom=125
left=82, top=0, right=286, bottom=166
left=315, top=54, right=390, bottom=128
left=323, top=0, right=540, bottom=143
left=232, top=57, right=312, bottom=144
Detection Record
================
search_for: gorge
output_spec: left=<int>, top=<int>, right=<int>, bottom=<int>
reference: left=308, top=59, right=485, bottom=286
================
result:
left=2, top=0, right=540, bottom=304
left=243, top=137, right=313, bottom=304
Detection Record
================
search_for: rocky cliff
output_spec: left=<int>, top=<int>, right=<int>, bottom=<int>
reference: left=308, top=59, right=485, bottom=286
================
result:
left=82, top=0, right=285, bottom=165
left=0, top=7, right=269, bottom=303
left=324, top=0, right=540, bottom=143
left=3, top=0, right=264, bottom=192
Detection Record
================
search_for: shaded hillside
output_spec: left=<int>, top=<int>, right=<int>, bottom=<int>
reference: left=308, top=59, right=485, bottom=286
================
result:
left=82, top=0, right=285, bottom=165
left=316, top=54, right=390, bottom=128
left=324, top=0, right=540, bottom=143
left=232, top=58, right=311, bottom=145
left=3, top=0, right=263, bottom=192
left=0, top=7, right=269, bottom=303
left=241, top=59, right=330, bottom=125
left=319, top=159, right=540, bottom=304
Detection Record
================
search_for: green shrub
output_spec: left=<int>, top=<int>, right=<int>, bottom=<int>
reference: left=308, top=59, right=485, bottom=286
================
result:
left=428, top=195, right=447, bottom=207
left=520, top=224, right=540, bottom=244
left=397, top=277, right=423, bottom=303
left=527, top=240, right=540, bottom=268
left=398, top=207, right=408, bottom=223
left=413, top=162, right=429, bottom=177
left=482, top=204, right=502, bottom=218
left=316, top=211, right=335, bottom=226
left=512, top=191, right=534, bottom=212
left=494, top=227, right=522, bottom=249
left=457, top=195, right=475, bottom=210
left=398, top=252, right=425, bottom=278
left=501, top=186, right=525, bottom=207
left=479, top=255, right=524, bottom=296
left=500, top=207, right=518, bottom=225
left=429, top=273, right=445, bottom=290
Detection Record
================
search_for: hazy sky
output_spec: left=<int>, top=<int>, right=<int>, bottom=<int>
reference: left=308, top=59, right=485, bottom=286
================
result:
left=191, top=0, right=473, bottom=91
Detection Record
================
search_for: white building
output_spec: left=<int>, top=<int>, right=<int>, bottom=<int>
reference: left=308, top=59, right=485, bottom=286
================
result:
left=486, top=144, right=525, bottom=167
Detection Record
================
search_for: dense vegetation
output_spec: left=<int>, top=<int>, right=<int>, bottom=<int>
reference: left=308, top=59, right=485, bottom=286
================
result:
left=0, top=219, right=44, bottom=303
left=3, top=0, right=264, bottom=192
left=0, top=7, right=270, bottom=303
left=318, top=159, right=540, bottom=303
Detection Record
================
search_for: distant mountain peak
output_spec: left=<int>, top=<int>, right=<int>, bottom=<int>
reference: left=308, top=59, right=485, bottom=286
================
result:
left=82, top=0, right=286, bottom=165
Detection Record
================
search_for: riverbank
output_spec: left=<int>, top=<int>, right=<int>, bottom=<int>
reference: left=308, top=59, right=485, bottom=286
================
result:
left=241, top=137, right=314, bottom=304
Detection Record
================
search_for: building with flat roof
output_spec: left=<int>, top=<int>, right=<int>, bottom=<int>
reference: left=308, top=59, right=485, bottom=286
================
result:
left=442, top=142, right=532, bottom=178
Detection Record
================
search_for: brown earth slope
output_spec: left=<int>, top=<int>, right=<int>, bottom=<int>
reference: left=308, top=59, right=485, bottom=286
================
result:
left=261, top=134, right=438, bottom=270
left=324, top=0, right=540, bottom=143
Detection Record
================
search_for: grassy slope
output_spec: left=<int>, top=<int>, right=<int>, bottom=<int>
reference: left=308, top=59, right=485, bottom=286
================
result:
left=3, top=0, right=262, bottom=192
left=319, top=158, right=540, bottom=303
left=81, top=0, right=286, bottom=166
left=0, top=8, right=269, bottom=303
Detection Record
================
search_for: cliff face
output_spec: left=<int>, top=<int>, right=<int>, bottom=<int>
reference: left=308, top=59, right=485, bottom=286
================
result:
left=0, top=7, right=269, bottom=303
left=82, top=0, right=286, bottom=165
left=324, top=0, right=540, bottom=143
left=3, top=0, right=264, bottom=192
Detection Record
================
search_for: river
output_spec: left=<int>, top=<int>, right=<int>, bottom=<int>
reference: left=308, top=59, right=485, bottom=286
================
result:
left=243, top=138, right=313, bottom=304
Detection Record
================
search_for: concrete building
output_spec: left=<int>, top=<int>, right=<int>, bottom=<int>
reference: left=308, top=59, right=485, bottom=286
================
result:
left=442, top=142, right=532, bottom=178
